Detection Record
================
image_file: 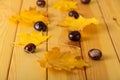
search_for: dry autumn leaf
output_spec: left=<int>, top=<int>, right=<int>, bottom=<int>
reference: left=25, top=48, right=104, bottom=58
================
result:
left=59, top=16, right=99, bottom=30
left=38, top=47, right=88, bottom=71
left=10, top=7, right=49, bottom=25
left=14, top=31, right=50, bottom=46
left=52, top=0, right=78, bottom=11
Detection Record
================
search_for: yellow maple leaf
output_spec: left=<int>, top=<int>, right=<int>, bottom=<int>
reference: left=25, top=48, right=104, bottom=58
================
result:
left=14, top=31, right=50, bottom=46
left=52, top=0, right=78, bottom=11
left=10, top=7, right=49, bottom=25
left=59, top=16, right=99, bottom=30
left=38, top=47, right=88, bottom=71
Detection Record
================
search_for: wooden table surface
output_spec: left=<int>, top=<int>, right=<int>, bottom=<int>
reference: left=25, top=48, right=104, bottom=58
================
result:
left=0, top=0, right=120, bottom=80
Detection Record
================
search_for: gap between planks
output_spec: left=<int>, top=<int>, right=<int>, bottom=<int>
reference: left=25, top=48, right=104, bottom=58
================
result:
left=47, top=0, right=87, bottom=80
left=96, top=0, right=120, bottom=63
left=72, top=0, right=88, bottom=79
left=46, top=0, right=48, bottom=80
left=6, top=0, right=23, bottom=80
left=5, top=0, right=112, bottom=80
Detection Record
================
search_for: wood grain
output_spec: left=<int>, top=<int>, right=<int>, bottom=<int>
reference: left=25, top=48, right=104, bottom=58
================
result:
left=0, top=0, right=120, bottom=80
left=0, top=0, right=22, bottom=80
left=8, top=0, right=47, bottom=80
left=47, top=0, right=86, bottom=80
left=75, top=0, right=120, bottom=80
left=96, top=0, right=120, bottom=61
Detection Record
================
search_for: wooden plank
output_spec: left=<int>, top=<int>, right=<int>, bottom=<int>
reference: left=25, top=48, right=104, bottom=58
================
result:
left=0, top=0, right=22, bottom=80
left=74, top=0, right=120, bottom=80
left=96, top=0, right=120, bottom=61
left=47, top=0, right=86, bottom=80
left=8, top=0, right=47, bottom=80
